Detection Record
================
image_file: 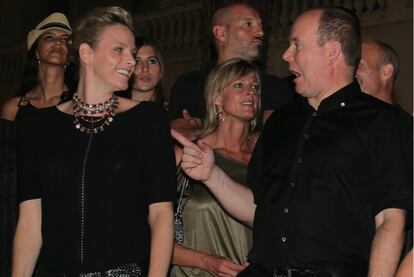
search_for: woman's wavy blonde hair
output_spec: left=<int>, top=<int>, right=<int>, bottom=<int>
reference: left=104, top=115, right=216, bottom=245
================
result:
left=200, top=58, right=261, bottom=138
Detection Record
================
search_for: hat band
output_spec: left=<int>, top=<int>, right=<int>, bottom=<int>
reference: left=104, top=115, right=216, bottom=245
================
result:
left=39, top=22, right=71, bottom=31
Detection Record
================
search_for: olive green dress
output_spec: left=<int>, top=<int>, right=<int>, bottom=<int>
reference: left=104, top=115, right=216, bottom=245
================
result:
left=172, top=150, right=252, bottom=277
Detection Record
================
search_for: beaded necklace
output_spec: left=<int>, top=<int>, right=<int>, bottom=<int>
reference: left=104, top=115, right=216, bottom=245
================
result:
left=72, top=93, right=119, bottom=134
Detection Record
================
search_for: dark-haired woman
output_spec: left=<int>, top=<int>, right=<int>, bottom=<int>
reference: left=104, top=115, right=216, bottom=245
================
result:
left=1, top=12, right=74, bottom=121
left=0, top=12, right=73, bottom=276
left=117, top=36, right=165, bottom=107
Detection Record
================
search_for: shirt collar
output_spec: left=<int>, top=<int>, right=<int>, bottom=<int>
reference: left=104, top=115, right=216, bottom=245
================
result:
left=304, top=81, right=361, bottom=112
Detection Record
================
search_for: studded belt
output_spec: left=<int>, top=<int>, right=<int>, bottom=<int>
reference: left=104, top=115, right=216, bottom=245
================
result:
left=35, top=262, right=148, bottom=277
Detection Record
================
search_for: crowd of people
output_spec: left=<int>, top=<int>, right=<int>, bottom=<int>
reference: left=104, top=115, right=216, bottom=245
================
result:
left=0, top=2, right=412, bottom=277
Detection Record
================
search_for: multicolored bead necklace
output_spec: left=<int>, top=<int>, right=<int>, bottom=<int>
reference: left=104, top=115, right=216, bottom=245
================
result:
left=72, top=93, right=119, bottom=134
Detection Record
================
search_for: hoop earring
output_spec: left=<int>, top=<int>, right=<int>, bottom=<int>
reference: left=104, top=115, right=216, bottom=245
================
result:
left=216, top=110, right=225, bottom=124
left=250, top=119, right=256, bottom=128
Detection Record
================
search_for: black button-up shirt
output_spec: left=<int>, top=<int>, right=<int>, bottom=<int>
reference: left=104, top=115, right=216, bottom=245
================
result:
left=247, top=81, right=412, bottom=269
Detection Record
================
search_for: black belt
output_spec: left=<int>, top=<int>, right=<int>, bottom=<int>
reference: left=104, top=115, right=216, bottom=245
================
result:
left=239, top=263, right=314, bottom=277
left=272, top=267, right=314, bottom=277
left=241, top=263, right=367, bottom=277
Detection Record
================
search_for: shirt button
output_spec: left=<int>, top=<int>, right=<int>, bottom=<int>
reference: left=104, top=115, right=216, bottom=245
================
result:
left=281, top=237, right=287, bottom=242
left=284, top=208, right=289, bottom=213
left=304, top=134, right=309, bottom=139
left=297, top=158, right=302, bottom=163
left=340, top=102, right=346, bottom=107
left=290, top=182, right=295, bottom=187
left=312, top=111, right=317, bottom=117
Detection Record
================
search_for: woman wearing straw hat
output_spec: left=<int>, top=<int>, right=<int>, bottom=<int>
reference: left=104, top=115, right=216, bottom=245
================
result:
left=12, top=6, right=175, bottom=277
left=0, top=12, right=73, bottom=276
left=1, top=12, right=74, bottom=121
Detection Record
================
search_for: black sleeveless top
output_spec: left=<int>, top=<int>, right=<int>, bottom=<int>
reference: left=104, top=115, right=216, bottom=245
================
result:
left=15, top=96, right=39, bottom=122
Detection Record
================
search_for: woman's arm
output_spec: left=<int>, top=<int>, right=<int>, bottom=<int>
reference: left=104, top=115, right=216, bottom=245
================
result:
left=12, top=199, right=42, bottom=277
left=1, top=96, right=20, bottom=121
left=148, top=201, right=174, bottom=277
left=173, top=244, right=247, bottom=277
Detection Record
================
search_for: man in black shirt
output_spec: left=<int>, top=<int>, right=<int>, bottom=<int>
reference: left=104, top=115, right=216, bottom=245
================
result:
left=356, top=38, right=413, bottom=257
left=172, top=7, right=412, bottom=277
left=169, top=2, right=294, bottom=139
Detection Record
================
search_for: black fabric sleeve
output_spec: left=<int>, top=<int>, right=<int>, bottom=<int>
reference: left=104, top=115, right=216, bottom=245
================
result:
left=261, top=74, right=296, bottom=111
left=371, top=110, right=413, bottom=215
left=247, top=126, right=265, bottom=205
left=16, top=113, right=42, bottom=203
left=168, top=74, right=191, bottom=120
left=168, top=71, right=208, bottom=121
left=143, top=103, right=177, bottom=204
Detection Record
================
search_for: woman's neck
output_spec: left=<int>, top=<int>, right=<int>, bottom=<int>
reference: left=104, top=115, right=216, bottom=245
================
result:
left=38, top=63, right=66, bottom=86
left=205, top=119, right=252, bottom=152
left=75, top=72, right=115, bottom=104
left=28, top=65, right=67, bottom=104
left=131, top=90, right=155, bottom=102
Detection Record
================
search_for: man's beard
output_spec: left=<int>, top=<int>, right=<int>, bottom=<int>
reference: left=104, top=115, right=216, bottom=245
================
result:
left=246, top=45, right=262, bottom=61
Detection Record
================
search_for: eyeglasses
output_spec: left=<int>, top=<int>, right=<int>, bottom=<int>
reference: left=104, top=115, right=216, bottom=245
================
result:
left=40, top=34, right=71, bottom=46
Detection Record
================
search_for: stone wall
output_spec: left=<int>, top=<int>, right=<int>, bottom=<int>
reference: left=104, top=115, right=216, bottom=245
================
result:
left=0, top=0, right=412, bottom=112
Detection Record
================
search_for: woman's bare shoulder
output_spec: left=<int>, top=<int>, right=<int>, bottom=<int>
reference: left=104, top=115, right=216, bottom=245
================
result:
left=1, top=96, right=21, bottom=121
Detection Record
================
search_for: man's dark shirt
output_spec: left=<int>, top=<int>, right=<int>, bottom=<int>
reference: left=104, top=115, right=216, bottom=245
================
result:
left=247, top=81, right=412, bottom=269
left=168, top=68, right=295, bottom=120
left=394, top=103, right=414, bottom=254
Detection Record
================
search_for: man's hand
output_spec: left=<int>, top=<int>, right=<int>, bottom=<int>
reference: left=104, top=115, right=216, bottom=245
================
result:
left=171, top=129, right=215, bottom=182
left=171, top=109, right=202, bottom=140
left=201, top=255, right=248, bottom=277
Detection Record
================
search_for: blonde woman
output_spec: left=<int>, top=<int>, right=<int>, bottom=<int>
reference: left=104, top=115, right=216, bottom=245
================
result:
left=172, top=58, right=260, bottom=277
left=13, top=7, right=175, bottom=276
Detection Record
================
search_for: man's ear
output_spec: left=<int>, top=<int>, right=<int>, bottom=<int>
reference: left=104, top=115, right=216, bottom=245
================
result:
left=79, top=43, right=93, bottom=65
left=380, top=64, right=394, bottom=82
left=326, top=41, right=341, bottom=65
left=212, top=25, right=226, bottom=43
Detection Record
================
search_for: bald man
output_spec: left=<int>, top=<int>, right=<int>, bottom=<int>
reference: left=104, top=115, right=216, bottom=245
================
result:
left=356, top=39, right=400, bottom=104
left=168, top=2, right=294, bottom=139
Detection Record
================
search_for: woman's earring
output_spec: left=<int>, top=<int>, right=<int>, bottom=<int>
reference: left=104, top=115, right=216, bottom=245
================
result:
left=216, top=109, right=225, bottom=124
left=36, top=53, right=40, bottom=64
left=250, top=119, right=256, bottom=128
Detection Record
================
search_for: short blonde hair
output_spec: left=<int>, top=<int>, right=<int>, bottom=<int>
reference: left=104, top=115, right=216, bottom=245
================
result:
left=71, top=6, right=134, bottom=67
left=201, top=58, right=261, bottom=138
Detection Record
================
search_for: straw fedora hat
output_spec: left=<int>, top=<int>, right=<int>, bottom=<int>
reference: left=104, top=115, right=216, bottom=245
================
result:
left=27, top=12, right=72, bottom=50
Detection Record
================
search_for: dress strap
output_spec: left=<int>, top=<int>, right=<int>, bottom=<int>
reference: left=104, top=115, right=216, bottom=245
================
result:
left=17, top=95, right=30, bottom=107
